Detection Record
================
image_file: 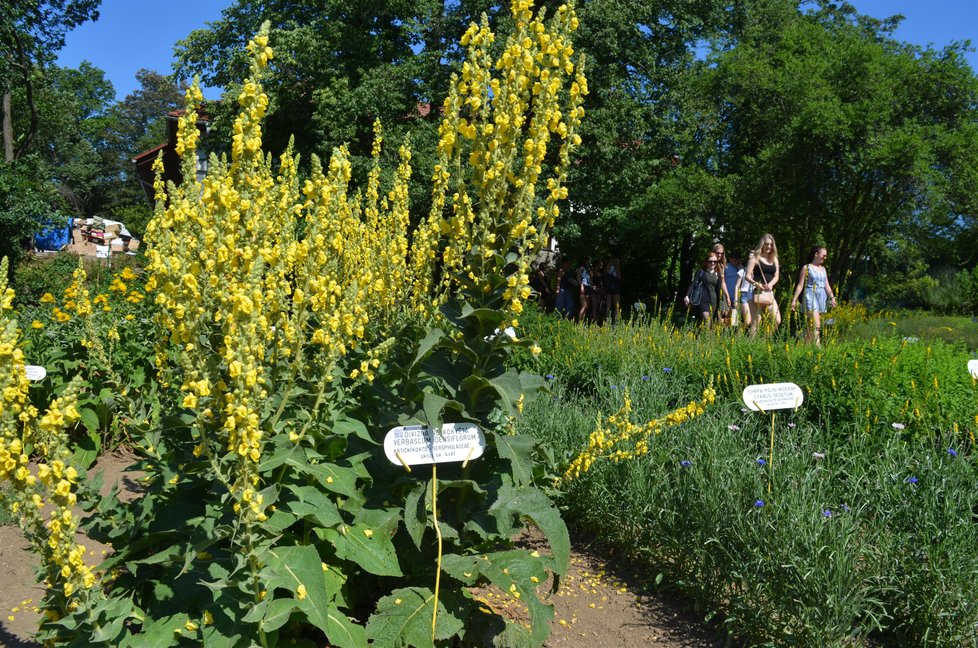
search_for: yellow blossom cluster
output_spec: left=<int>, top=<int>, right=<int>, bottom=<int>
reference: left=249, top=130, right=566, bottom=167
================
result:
left=562, top=382, right=717, bottom=482
left=144, top=3, right=585, bottom=536
left=143, top=23, right=415, bottom=531
left=0, top=258, right=99, bottom=613
left=410, top=0, right=587, bottom=318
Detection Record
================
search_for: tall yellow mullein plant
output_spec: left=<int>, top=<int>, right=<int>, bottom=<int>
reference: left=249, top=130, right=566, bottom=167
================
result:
left=410, top=0, right=587, bottom=322
left=0, top=258, right=99, bottom=623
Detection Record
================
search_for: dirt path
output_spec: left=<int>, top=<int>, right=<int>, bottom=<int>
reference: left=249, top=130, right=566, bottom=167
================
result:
left=0, top=453, right=725, bottom=647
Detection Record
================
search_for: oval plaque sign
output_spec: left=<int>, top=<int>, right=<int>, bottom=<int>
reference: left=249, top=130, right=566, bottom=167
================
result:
left=742, top=382, right=803, bottom=412
left=969, top=359, right=978, bottom=379
left=384, top=422, right=486, bottom=466
left=24, top=365, right=47, bottom=381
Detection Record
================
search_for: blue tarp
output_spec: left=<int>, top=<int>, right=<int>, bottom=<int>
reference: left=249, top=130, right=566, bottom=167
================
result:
left=34, top=218, right=73, bottom=251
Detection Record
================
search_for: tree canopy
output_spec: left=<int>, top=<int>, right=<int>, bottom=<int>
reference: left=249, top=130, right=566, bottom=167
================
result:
left=1, top=0, right=976, bottom=306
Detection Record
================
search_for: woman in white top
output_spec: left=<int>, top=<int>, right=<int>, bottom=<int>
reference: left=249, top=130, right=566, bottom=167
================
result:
left=789, top=245, right=837, bottom=346
left=734, top=250, right=754, bottom=328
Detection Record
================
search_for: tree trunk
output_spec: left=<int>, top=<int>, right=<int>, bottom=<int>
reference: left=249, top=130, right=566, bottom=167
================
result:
left=2, top=91, right=12, bottom=163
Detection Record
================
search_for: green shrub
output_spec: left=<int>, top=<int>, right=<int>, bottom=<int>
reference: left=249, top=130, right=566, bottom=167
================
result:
left=516, top=322, right=978, bottom=645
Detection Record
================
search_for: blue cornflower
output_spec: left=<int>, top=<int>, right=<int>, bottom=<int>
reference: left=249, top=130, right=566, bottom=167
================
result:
left=680, top=460, right=692, bottom=468
left=663, top=367, right=672, bottom=373
left=545, top=374, right=555, bottom=380
left=756, top=458, right=766, bottom=466
left=611, top=385, right=618, bottom=390
left=822, top=509, right=832, bottom=518
left=841, top=503, right=851, bottom=513
left=948, top=448, right=958, bottom=457
left=641, top=375, right=649, bottom=381
left=754, top=500, right=765, bottom=508
left=905, top=476, right=918, bottom=484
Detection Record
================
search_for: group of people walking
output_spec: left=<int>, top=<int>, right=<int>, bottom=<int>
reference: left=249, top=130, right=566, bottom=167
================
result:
left=532, top=256, right=623, bottom=325
left=684, top=234, right=837, bottom=344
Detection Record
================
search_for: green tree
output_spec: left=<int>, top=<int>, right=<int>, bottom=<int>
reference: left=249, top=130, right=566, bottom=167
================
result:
left=1, top=0, right=101, bottom=162
left=543, top=0, right=738, bottom=298
left=704, top=1, right=978, bottom=294
left=101, top=69, right=186, bottom=211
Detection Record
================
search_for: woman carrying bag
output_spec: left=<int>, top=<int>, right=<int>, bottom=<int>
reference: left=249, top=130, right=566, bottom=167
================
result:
left=790, top=245, right=837, bottom=346
left=743, top=234, right=781, bottom=336
left=684, top=252, right=724, bottom=329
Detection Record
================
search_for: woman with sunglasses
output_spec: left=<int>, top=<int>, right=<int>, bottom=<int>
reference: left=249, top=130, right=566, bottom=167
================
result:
left=683, top=252, right=724, bottom=329
left=743, top=234, right=781, bottom=335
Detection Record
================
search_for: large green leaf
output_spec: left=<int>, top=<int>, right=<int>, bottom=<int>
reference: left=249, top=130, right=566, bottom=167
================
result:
left=489, top=483, right=569, bottom=576
left=263, top=544, right=339, bottom=601
left=304, top=602, right=367, bottom=648
left=322, top=520, right=402, bottom=577
left=365, top=587, right=464, bottom=647
left=72, top=427, right=101, bottom=469
left=286, top=455, right=358, bottom=497
left=422, top=392, right=449, bottom=430
left=286, top=484, right=343, bottom=527
left=489, top=369, right=524, bottom=417
left=440, top=549, right=553, bottom=644
left=403, top=481, right=427, bottom=548
left=492, top=434, right=536, bottom=487
left=411, top=327, right=445, bottom=369
left=78, top=406, right=101, bottom=434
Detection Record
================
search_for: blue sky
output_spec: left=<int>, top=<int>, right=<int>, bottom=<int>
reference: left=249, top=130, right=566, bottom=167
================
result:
left=57, top=0, right=978, bottom=102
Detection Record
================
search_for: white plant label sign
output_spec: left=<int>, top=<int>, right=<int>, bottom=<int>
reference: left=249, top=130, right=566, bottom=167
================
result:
left=969, top=359, right=978, bottom=379
left=384, top=423, right=486, bottom=466
left=742, top=382, right=804, bottom=412
left=95, top=245, right=110, bottom=259
left=24, top=365, right=47, bottom=381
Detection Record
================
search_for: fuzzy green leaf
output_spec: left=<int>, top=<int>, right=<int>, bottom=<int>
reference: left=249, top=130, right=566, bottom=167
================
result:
left=412, top=327, right=445, bottom=369
left=492, top=434, right=536, bottom=487
left=286, top=456, right=358, bottom=497
left=489, top=483, right=569, bottom=575
left=440, top=549, right=553, bottom=644
left=286, top=484, right=343, bottom=527
left=403, top=481, right=427, bottom=548
left=366, top=587, right=464, bottom=647
left=323, top=520, right=402, bottom=577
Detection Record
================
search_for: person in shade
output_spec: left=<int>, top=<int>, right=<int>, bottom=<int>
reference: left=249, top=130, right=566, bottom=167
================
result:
left=789, top=245, right=838, bottom=346
left=604, top=253, right=622, bottom=325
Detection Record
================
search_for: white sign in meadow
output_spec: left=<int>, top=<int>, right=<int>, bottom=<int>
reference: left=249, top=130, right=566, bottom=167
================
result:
left=742, top=382, right=804, bottom=412
left=24, top=365, right=47, bottom=381
left=383, top=423, right=486, bottom=467
left=969, top=359, right=978, bottom=379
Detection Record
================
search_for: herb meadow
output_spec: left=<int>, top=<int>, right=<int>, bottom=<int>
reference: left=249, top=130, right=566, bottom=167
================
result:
left=1, top=3, right=587, bottom=646
left=517, top=307, right=978, bottom=646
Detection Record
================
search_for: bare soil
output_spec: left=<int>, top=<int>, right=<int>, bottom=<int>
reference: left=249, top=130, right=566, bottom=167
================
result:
left=0, top=452, right=726, bottom=647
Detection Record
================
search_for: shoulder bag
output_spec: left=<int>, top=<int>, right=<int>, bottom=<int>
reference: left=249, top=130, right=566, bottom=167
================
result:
left=753, top=262, right=774, bottom=306
left=688, top=271, right=705, bottom=306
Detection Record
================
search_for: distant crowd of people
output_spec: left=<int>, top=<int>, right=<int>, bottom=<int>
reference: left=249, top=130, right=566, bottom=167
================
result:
left=683, top=234, right=837, bottom=344
left=528, top=235, right=837, bottom=344
left=530, top=255, right=623, bottom=325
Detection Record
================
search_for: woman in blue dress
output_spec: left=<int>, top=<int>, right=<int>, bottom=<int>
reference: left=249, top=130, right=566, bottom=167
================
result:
left=789, top=245, right=838, bottom=346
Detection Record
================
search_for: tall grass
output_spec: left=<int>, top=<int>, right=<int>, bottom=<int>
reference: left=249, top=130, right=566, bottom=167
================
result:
left=517, top=308, right=978, bottom=646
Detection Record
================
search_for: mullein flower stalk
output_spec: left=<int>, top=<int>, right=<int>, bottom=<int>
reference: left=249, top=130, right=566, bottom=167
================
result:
left=410, top=0, right=587, bottom=320
left=0, top=258, right=101, bottom=626
left=563, top=380, right=717, bottom=482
